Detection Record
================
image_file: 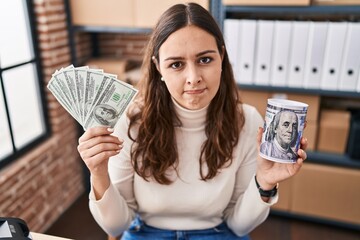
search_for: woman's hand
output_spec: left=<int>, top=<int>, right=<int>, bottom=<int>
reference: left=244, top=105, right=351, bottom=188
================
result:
left=255, top=127, right=308, bottom=191
left=77, top=126, right=123, bottom=199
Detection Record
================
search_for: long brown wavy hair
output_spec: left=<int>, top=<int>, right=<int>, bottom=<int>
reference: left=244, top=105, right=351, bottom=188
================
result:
left=128, top=3, right=245, bottom=184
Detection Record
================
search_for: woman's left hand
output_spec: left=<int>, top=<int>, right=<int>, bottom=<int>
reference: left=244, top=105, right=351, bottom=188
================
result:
left=255, top=127, right=308, bottom=190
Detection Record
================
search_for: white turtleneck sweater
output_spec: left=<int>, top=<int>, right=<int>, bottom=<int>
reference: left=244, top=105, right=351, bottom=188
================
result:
left=89, top=101, right=278, bottom=237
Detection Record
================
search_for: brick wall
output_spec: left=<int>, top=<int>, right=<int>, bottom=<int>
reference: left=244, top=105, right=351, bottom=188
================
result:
left=0, top=0, right=87, bottom=233
left=73, top=32, right=148, bottom=66
left=75, top=32, right=93, bottom=65
left=97, top=33, right=149, bottom=63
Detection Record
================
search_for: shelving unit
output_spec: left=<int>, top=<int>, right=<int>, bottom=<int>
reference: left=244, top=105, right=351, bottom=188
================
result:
left=224, top=5, right=360, bottom=15
left=219, top=4, right=360, bottom=96
left=238, top=83, right=360, bottom=98
left=220, top=1, right=360, bottom=230
left=307, top=151, right=360, bottom=169
left=64, top=1, right=154, bottom=66
left=218, top=2, right=360, bottom=162
left=72, top=26, right=153, bottom=34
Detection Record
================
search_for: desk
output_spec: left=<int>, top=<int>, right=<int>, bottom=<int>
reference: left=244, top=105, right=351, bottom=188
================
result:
left=30, top=232, right=73, bottom=240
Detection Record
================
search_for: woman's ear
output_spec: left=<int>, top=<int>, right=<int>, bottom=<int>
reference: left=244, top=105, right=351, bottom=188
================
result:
left=152, top=56, right=161, bottom=73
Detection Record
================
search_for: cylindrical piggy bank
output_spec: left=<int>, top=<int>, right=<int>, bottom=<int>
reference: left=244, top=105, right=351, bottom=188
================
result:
left=260, top=98, right=308, bottom=163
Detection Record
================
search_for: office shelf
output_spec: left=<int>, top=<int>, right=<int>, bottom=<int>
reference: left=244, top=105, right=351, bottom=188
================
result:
left=225, top=5, right=360, bottom=15
left=237, top=84, right=360, bottom=99
left=307, top=151, right=360, bottom=169
left=224, top=3, right=360, bottom=227
left=271, top=210, right=360, bottom=232
left=72, top=25, right=152, bottom=34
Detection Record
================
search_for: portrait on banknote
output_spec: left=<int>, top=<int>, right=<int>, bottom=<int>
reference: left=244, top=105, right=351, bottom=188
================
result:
left=259, top=99, right=308, bottom=163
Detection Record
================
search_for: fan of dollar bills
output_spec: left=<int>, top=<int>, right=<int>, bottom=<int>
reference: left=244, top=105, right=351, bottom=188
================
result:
left=47, top=65, right=138, bottom=130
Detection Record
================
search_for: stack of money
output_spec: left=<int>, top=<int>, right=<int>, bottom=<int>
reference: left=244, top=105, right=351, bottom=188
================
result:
left=47, top=65, right=138, bottom=130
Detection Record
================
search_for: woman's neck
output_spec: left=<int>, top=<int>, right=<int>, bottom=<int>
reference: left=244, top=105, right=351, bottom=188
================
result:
left=171, top=98, right=208, bottom=129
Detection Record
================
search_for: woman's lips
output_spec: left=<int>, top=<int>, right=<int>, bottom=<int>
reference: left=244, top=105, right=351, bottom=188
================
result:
left=184, top=89, right=205, bottom=94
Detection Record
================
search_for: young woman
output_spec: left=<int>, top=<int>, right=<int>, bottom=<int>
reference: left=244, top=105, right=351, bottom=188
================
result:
left=77, top=3, right=308, bottom=239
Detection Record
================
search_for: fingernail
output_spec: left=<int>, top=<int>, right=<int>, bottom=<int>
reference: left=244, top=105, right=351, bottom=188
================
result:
left=107, top=128, right=114, bottom=132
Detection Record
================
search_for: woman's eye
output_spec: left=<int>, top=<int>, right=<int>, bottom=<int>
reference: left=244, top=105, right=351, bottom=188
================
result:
left=199, top=57, right=212, bottom=64
left=170, top=62, right=182, bottom=69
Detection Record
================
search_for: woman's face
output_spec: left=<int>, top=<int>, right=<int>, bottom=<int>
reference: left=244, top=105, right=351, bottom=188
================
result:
left=157, top=25, right=223, bottom=110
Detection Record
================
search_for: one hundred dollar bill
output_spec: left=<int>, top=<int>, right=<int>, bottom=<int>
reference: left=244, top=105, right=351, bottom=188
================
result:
left=84, top=78, right=138, bottom=130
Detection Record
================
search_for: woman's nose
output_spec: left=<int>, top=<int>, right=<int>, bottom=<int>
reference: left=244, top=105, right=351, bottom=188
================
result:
left=186, top=65, right=202, bottom=85
left=187, top=78, right=201, bottom=85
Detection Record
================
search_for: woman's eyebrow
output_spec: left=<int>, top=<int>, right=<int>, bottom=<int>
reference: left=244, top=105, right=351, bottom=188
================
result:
left=164, top=50, right=217, bottom=61
left=196, top=50, right=217, bottom=57
left=164, top=56, right=184, bottom=61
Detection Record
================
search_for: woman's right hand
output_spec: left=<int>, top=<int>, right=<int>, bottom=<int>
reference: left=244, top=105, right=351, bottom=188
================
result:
left=77, top=126, right=123, bottom=199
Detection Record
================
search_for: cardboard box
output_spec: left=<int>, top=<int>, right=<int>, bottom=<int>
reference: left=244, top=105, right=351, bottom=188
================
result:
left=317, top=110, right=351, bottom=154
left=85, top=58, right=137, bottom=81
left=223, top=0, right=310, bottom=6
left=70, top=0, right=134, bottom=27
left=134, top=0, right=209, bottom=28
left=271, top=178, right=292, bottom=211
left=312, top=0, right=360, bottom=5
left=240, top=91, right=320, bottom=122
left=291, top=163, right=360, bottom=225
left=238, top=89, right=270, bottom=118
left=269, top=93, right=320, bottom=122
left=347, top=112, right=360, bottom=159
left=303, top=120, right=318, bottom=151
